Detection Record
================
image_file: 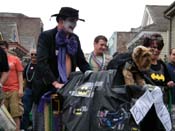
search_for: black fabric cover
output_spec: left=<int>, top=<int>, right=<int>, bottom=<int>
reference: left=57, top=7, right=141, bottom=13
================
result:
left=107, top=52, right=132, bottom=85
left=58, top=70, right=141, bottom=131
left=107, top=52, right=132, bottom=70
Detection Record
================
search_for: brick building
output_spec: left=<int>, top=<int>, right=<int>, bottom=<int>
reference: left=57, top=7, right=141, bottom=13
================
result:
left=0, top=12, right=43, bottom=58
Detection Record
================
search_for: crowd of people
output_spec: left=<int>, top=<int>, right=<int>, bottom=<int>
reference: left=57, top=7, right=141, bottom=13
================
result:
left=0, top=6, right=175, bottom=131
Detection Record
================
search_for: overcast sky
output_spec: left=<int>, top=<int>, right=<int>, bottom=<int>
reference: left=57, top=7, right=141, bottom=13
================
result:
left=1, top=0, right=174, bottom=53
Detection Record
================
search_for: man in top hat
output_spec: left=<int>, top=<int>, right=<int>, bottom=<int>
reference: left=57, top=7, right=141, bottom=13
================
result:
left=32, top=7, right=91, bottom=131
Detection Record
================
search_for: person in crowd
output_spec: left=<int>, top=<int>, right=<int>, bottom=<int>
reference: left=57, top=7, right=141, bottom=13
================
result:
left=167, top=48, right=175, bottom=130
left=32, top=7, right=91, bottom=131
left=0, top=43, right=9, bottom=105
left=86, top=35, right=112, bottom=71
left=0, top=40, right=24, bottom=131
left=167, top=48, right=175, bottom=100
left=20, top=49, right=37, bottom=130
left=140, top=33, right=175, bottom=131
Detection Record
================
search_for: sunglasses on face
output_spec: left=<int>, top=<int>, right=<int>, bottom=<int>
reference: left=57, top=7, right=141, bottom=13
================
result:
left=150, top=41, right=163, bottom=50
left=31, top=53, right=37, bottom=56
left=151, top=46, right=162, bottom=51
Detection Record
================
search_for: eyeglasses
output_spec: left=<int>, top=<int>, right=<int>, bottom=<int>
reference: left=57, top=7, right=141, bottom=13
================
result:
left=151, top=46, right=162, bottom=51
left=150, top=41, right=163, bottom=50
left=31, top=53, right=37, bottom=56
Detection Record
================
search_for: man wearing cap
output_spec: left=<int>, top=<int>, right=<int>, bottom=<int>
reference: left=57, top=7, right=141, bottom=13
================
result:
left=32, top=7, right=90, bottom=131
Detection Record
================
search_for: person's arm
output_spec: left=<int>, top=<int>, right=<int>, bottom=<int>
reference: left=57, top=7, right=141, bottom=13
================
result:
left=14, top=56, right=24, bottom=97
left=18, top=71, right=24, bottom=97
left=165, top=68, right=175, bottom=87
left=0, top=48, right=9, bottom=86
left=0, top=72, right=9, bottom=86
left=161, top=60, right=175, bottom=87
left=37, top=32, right=63, bottom=88
left=22, top=64, right=28, bottom=88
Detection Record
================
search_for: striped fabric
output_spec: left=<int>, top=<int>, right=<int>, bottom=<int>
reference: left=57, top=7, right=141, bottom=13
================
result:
left=32, top=93, right=61, bottom=131
left=32, top=104, right=44, bottom=131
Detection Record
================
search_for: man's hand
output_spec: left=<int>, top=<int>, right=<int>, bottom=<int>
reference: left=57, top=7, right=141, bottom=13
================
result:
left=52, top=81, right=64, bottom=89
left=18, top=88, right=24, bottom=98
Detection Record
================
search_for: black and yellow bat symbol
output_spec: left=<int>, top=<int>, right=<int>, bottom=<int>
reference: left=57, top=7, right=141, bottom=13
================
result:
left=151, top=73, right=165, bottom=81
left=77, top=86, right=89, bottom=96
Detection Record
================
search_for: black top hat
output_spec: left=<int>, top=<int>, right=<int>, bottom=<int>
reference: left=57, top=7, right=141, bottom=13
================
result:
left=51, top=7, right=85, bottom=22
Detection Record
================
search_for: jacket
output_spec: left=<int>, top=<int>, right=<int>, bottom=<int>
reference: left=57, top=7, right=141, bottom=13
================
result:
left=33, top=27, right=91, bottom=103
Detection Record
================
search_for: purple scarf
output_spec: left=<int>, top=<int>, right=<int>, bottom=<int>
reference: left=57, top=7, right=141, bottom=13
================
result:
left=37, top=91, right=53, bottom=112
left=55, top=30, right=78, bottom=83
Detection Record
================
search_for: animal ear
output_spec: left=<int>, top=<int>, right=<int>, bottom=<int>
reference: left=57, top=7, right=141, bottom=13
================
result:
left=133, top=47, right=142, bottom=59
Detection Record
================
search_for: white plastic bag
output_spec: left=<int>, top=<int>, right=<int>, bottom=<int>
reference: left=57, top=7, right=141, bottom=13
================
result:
left=0, top=104, right=16, bottom=131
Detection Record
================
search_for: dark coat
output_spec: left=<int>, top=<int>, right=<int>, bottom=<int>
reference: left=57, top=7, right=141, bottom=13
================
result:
left=0, top=47, right=9, bottom=73
left=33, top=27, right=90, bottom=103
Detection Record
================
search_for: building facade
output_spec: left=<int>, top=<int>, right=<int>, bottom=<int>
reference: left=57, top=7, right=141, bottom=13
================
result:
left=0, top=13, right=43, bottom=58
left=109, top=5, right=172, bottom=60
left=108, top=31, right=136, bottom=56
left=127, top=5, right=169, bottom=59
left=164, top=1, right=175, bottom=51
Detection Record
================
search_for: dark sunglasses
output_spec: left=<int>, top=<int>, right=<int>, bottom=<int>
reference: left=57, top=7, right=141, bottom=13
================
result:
left=31, top=53, right=37, bottom=56
left=150, top=41, right=163, bottom=50
left=151, top=45, right=162, bottom=51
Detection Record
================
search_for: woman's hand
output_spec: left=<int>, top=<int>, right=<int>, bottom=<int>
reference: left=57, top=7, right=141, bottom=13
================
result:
left=167, top=81, right=175, bottom=87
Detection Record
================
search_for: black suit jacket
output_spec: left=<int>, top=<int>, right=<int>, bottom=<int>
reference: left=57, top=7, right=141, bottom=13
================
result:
left=33, top=27, right=90, bottom=103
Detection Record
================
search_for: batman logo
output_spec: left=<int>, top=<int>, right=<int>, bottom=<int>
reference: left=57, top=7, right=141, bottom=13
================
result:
left=73, top=106, right=87, bottom=116
left=77, top=90, right=88, bottom=96
left=77, top=86, right=90, bottom=96
left=150, top=73, right=165, bottom=81
left=73, top=108, right=82, bottom=116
